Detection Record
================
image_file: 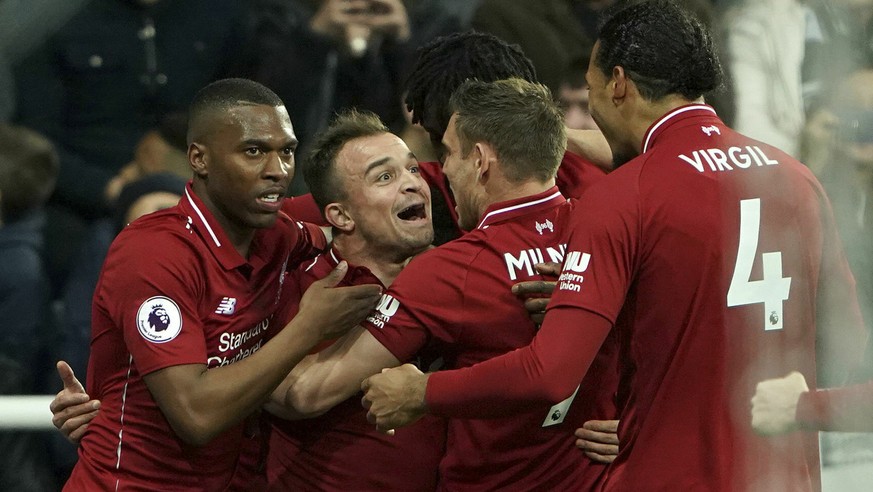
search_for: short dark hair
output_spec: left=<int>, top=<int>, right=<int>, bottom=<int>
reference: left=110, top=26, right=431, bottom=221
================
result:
left=304, top=109, right=388, bottom=213
left=0, top=124, right=59, bottom=223
left=450, top=78, right=565, bottom=183
left=187, top=78, right=284, bottom=144
left=595, top=0, right=722, bottom=101
left=404, top=31, right=537, bottom=145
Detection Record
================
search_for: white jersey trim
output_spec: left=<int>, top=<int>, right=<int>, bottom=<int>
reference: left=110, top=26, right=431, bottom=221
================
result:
left=477, top=190, right=563, bottom=230
left=114, top=354, right=134, bottom=489
left=185, top=188, right=222, bottom=248
left=642, top=104, right=716, bottom=154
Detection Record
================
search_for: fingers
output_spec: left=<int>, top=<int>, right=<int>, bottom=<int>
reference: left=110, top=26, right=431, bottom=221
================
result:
left=511, top=280, right=556, bottom=296
left=342, top=283, right=383, bottom=300
left=56, top=360, right=86, bottom=393
left=52, top=399, right=100, bottom=431
left=534, top=261, right=562, bottom=277
left=319, top=261, right=349, bottom=287
left=582, top=450, right=617, bottom=464
left=523, top=297, right=549, bottom=313
left=582, top=419, right=619, bottom=435
left=59, top=405, right=101, bottom=443
left=575, top=420, right=620, bottom=463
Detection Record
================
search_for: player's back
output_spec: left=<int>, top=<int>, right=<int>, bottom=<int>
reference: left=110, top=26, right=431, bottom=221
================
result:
left=569, top=106, right=864, bottom=491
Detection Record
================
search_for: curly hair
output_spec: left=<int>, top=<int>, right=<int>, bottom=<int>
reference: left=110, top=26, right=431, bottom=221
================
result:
left=404, top=31, right=537, bottom=144
left=595, top=0, right=722, bottom=101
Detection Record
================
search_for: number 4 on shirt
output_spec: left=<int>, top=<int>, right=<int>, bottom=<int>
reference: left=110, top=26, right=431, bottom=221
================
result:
left=727, top=198, right=792, bottom=331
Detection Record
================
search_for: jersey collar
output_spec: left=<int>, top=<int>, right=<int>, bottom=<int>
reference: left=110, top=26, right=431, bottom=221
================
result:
left=179, top=183, right=249, bottom=271
left=642, top=104, right=719, bottom=154
left=476, top=186, right=565, bottom=230
left=302, top=243, right=384, bottom=288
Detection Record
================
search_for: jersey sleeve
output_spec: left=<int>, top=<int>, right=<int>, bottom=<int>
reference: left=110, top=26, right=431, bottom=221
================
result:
left=549, top=169, right=641, bottom=322
left=281, top=215, right=328, bottom=265
left=425, top=306, right=613, bottom=417
left=362, top=248, right=466, bottom=363
left=556, top=150, right=608, bottom=199
left=97, top=230, right=208, bottom=376
left=796, top=381, right=873, bottom=432
left=281, top=194, right=328, bottom=225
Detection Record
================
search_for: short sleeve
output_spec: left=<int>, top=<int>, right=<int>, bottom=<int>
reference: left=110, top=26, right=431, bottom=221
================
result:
left=97, top=230, right=208, bottom=376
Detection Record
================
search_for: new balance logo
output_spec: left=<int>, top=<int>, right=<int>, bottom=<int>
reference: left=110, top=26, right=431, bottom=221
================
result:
left=701, top=125, right=721, bottom=136
left=215, top=297, right=237, bottom=315
left=535, top=219, right=554, bottom=235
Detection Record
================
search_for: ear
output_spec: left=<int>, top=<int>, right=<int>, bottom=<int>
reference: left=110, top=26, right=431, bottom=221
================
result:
left=473, top=142, right=493, bottom=183
left=612, top=65, right=628, bottom=103
left=188, top=143, right=208, bottom=178
left=324, top=202, right=354, bottom=232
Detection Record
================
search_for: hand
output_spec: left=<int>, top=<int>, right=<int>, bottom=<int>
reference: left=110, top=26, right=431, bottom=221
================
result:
left=362, top=0, right=410, bottom=41
left=361, top=364, right=428, bottom=432
left=296, top=261, right=382, bottom=340
left=310, top=0, right=372, bottom=41
left=751, top=371, right=809, bottom=436
left=512, top=262, right=561, bottom=326
left=575, top=419, right=619, bottom=463
left=50, top=361, right=101, bottom=444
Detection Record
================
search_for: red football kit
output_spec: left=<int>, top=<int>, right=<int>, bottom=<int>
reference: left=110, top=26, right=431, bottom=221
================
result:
left=266, top=246, right=446, bottom=491
left=425, top=105, right=867, bottom=491
left=65, top=184, right=326, bottom=491
left=363, top=188, right=618, bottom=491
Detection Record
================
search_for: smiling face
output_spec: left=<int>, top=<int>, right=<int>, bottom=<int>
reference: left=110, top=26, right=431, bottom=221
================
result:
left=441, top=114, right=484, bottom=231
left=332, top=132, right=433, bottom=259
left=191, top=104, right=297, bottom=247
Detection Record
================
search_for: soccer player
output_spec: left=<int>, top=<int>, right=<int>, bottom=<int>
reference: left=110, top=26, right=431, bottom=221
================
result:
left=361, top=2, right=867, bottom=490
left=262, top=109, right=445, bottom=490
left=752, top=371, right=873, bottom=433
left=277, top=78, right=619, bottom=490
left=62, top=79, right=382, bottom=490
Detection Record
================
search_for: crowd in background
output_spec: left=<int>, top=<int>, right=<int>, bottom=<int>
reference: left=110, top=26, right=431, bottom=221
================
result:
left=1, top=0, right=873, bottom=489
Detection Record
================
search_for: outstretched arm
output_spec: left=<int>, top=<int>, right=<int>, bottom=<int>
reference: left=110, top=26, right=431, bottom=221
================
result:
left=362, top=306, right=612, bottom=430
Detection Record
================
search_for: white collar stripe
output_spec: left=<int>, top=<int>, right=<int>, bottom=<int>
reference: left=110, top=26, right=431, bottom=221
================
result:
left=477, top=191, right=562, bottom=229
left=642, top=104, right=716, bottom=153
left=185, top=189, right=222, bottom=248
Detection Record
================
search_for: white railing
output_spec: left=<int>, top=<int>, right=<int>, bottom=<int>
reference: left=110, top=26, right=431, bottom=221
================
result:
left=0, top=395, right=55, bottom=430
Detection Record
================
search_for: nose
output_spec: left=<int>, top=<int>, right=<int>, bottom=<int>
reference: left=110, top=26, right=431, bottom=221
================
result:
left=264, top=151, right=292, bottom=182
left=401, top=168, right=425, bottom=193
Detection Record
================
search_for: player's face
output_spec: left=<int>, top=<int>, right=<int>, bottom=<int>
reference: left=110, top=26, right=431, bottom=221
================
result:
left=335, top=133, right=433, bottom=258
left=441, top=115, right=483, bottom=231
left=199, top=104, right=297, bottom=238
left=586, top=42, right=637, bottom=167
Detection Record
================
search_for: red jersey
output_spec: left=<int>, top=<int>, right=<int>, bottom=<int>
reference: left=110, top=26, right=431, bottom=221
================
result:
left=550, top=105, right=866, bottom=491
left=797, top=381, right=873, bottom=431
left=363, top=188, right=618, bottom=491
left=66, top=184, right=326, bottom=492
left=266, top=246, right=446, bottom=491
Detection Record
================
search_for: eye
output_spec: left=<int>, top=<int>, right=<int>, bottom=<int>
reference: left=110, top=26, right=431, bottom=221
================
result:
left=410, top=165, right=420, bottom=174
left=282, top=146, right=296, bottom=156
left=245, top=147, right=262, bottom=156
left=378, top=172, right=392, bottom=182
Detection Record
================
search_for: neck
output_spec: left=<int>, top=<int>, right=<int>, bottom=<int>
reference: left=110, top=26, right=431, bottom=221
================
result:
left=192, top=181, right=255, bottom=258
left=332, top=233, right=410, bottom=286
left=628, top=96, right=704, bottom=153
left=481, top=177, right=556, bottom=216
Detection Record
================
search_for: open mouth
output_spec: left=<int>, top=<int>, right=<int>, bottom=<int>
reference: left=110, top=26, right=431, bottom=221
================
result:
left=396, top=203, right=427, bottom=221
left=259, top=193, right=281, bottom=203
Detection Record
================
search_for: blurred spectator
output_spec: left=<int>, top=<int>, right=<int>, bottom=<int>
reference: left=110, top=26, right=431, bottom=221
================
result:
left=234, top=0, right=463, bottom=194
left=0, top=123, right=60, bottom=491
left=558, top=56, right=599, bottom=131
left=12, top=0, right=246, bottom=293
left=804, top=69, right=873, bottom=384
left=472, top=0, right=591, bottom=93
left=727, top=0, right=873, bottom=158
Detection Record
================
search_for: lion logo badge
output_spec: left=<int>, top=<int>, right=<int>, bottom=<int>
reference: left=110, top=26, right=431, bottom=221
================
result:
left=137, top=296, right=183, bottom=343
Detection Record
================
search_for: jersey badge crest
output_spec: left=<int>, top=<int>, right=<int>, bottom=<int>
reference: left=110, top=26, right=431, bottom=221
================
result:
left=137, top=296, right=183, bottom=343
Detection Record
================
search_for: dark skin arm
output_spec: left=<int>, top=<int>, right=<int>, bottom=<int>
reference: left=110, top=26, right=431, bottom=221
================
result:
left=143, top=262, right=381, bottom=446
